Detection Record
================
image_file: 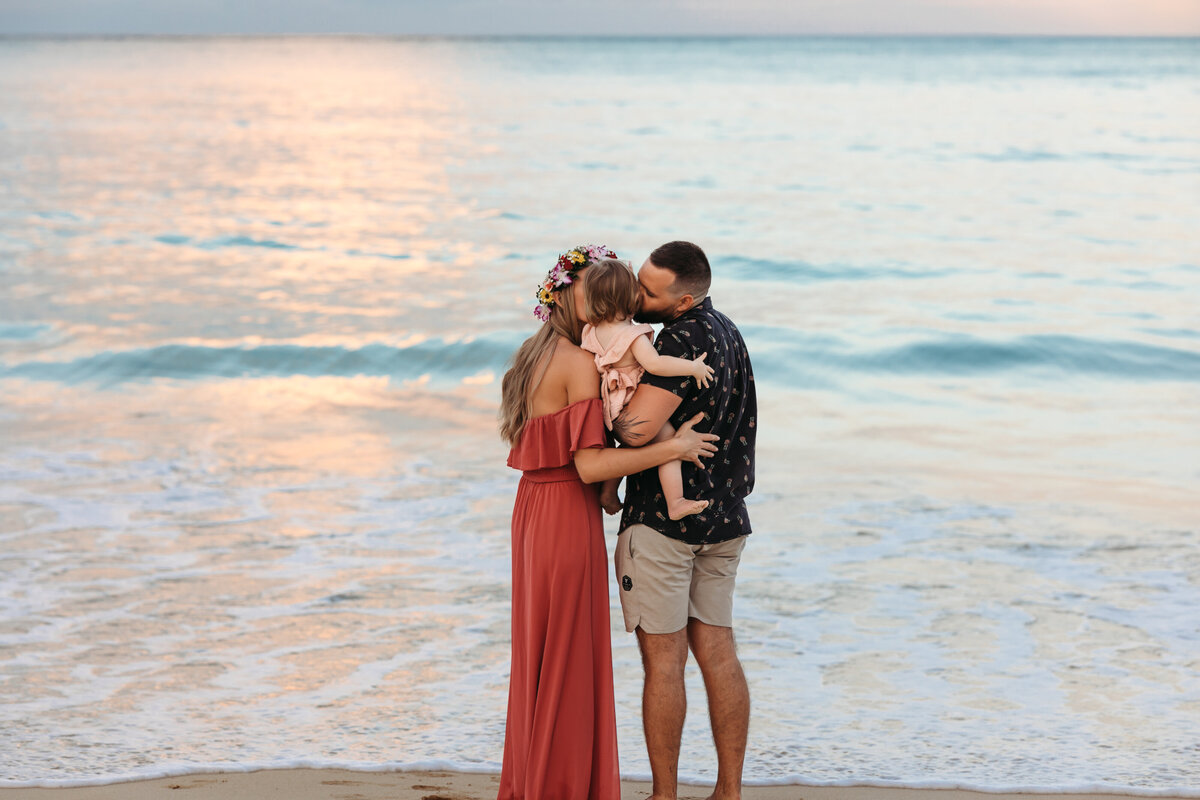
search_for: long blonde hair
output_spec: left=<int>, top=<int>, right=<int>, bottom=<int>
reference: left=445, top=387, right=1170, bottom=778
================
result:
left=499, top=282, right=586, bottom=446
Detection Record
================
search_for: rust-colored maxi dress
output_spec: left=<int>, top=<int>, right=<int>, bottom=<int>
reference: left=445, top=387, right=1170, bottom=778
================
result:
left=498, top=397, right=621, bottom=800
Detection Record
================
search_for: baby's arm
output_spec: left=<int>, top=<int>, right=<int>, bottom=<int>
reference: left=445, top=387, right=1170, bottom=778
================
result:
left=629, top=335, right=714, bottom=388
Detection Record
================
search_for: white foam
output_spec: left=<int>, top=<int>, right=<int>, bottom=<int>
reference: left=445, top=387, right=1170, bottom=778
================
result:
left=3, top=440, right=1198, bottom=791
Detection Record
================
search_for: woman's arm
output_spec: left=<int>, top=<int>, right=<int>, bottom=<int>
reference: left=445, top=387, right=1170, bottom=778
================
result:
left=559, top=342, right=717, bottom=484
left=574, top=412, right=717, bottom=484
left=629, top=336, right=713, bottom=388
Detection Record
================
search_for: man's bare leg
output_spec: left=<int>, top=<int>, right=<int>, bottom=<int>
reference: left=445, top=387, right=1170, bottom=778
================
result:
left=636, top=626, right=689, bottom=800
left=688, top=619, right=749, bottom=800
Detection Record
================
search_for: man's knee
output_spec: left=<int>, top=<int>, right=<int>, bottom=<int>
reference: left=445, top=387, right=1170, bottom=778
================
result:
left=687, top=619, right=740, bottom=671
left=637, top=626, right=688, bottom=677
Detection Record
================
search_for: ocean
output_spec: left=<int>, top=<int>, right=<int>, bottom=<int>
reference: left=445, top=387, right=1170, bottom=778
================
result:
left=0, top=35, right=1198, bottom=793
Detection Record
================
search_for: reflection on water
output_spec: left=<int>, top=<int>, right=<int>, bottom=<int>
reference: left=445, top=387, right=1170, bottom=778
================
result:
left=0, top=375, right=513, bottom=774
left=1, top=36, right=1198, bottom=791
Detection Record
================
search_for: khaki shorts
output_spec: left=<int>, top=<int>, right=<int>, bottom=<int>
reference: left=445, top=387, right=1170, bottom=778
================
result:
left=614, top=524, right=747, bottom=634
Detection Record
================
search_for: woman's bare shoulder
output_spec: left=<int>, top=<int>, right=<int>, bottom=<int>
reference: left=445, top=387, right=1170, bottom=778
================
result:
left=549, top=337, right=600, bottom=400
left=528, top=337, right=597, bottom=414
left=549, top=336, right=595, bottom=370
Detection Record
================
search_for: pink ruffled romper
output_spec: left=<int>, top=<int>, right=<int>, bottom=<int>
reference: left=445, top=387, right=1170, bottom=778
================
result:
left=580, top=322, right=655, bottom=431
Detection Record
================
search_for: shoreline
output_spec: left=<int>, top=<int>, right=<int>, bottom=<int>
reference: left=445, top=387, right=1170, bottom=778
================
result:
left=1, top=769, right=1196, bottom=800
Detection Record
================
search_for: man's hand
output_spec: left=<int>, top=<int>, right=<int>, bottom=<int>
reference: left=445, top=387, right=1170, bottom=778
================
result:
left=599, top=485, right=623, bottom=515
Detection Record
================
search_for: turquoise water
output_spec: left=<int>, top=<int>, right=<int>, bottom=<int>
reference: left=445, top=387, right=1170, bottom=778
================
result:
left=1, top=36, right=1198, bottom=792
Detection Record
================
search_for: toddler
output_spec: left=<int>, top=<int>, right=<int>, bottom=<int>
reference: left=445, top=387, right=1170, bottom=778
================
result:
left=579, top=258, right=714, bottom=520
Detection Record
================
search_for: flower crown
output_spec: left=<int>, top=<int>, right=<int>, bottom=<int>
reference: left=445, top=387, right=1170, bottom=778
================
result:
left=533, top=244, right=618, bottom=323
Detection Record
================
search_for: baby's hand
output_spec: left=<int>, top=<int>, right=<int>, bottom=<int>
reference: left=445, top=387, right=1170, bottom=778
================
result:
left=692, top=352, right=714, bottom=389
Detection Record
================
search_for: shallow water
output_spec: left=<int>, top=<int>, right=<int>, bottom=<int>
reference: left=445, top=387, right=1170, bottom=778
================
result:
left=1, top=36, right=1198, bottom=792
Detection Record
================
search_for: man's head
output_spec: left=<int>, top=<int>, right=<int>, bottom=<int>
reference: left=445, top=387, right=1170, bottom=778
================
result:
left=633, top=241, right=711, bottom=324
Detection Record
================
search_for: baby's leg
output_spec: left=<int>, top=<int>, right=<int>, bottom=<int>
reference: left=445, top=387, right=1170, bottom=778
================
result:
left=653, top=422, right=709, bottom=521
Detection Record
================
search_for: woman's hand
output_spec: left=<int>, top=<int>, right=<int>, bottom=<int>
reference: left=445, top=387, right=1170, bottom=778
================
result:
left=691, top=352, right=715, bottom=389
left=672, top=412, right=720, bottom=467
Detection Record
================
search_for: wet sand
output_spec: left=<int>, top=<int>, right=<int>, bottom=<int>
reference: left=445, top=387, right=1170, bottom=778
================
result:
left=1, top=769, right=1194, bottom=800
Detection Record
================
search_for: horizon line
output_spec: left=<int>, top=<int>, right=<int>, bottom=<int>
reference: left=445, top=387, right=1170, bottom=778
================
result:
left=3, top=32, right=1199, bottom=39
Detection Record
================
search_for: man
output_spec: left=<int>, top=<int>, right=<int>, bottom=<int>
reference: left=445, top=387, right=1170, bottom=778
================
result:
left=610, top=241, right=756, bottom=800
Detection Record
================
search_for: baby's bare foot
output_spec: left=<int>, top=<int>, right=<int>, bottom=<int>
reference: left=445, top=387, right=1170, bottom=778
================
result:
left=667, top=497, right=708, bottom=520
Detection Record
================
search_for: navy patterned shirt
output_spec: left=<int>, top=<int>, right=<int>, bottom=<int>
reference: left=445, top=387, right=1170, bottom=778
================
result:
left=619, top=298, right=756, bottom=545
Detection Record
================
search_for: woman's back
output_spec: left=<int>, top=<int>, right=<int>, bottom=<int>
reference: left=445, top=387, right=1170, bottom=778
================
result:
left=528, top=337, right=601, bottom=420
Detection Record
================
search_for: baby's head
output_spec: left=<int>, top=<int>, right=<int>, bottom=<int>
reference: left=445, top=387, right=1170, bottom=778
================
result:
left=582, top=258, right=641, bottom=325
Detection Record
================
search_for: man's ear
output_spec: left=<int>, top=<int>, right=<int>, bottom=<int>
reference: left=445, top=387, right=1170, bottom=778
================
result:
left=674, top=293, right=694, bottom=315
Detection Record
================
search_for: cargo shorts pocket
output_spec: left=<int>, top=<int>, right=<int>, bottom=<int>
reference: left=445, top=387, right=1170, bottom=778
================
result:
left=615, top=526, right=641, bottom=632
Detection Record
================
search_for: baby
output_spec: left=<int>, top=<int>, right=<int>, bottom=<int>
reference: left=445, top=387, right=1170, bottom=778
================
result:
left=579, top=258, right=714, bottom=520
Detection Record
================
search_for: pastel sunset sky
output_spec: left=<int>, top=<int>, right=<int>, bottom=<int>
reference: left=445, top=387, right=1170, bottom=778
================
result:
left=2, top=0, right=1199, bottom=35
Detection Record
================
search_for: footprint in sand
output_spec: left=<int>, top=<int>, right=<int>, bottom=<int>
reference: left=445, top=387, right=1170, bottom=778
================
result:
left=166, top=779, right=219, bottom=790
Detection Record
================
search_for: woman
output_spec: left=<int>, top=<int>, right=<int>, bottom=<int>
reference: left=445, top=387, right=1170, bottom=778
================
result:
left=497, top=245, right=718, bottom=800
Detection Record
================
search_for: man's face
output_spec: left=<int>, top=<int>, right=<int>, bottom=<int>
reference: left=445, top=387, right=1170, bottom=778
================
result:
left=633, top=259, right=682, bottom=324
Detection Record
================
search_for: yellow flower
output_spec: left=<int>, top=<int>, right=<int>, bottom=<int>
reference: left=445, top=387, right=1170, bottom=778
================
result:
left=538, top=288, right=553, bottom=304
left=568, top=251, right=585, bottom=264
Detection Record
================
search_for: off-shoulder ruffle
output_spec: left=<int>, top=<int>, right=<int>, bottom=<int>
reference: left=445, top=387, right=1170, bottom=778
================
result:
left=507, top=397, right=607, bottom=471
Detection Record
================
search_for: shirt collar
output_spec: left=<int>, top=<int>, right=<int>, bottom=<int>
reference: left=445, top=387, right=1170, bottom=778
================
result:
left=675, top=296, right=712, bottom=321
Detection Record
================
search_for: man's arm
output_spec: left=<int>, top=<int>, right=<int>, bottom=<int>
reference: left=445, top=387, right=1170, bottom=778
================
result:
left=612, top=383, right=682, bottom=447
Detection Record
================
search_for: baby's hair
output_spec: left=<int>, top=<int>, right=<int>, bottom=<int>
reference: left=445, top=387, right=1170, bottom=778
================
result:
left=582, top=258, right=641, bottom=325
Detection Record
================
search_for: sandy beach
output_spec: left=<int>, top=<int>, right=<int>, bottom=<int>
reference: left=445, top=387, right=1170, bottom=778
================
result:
left=1, top=770, right=1195, bottom=800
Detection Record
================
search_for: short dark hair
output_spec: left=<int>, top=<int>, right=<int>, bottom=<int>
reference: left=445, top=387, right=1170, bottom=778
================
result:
left=648, top=240, right=710, bottom=298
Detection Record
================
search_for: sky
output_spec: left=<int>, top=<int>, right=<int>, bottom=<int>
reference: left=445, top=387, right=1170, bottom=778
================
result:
left=1, top=0, right=1199, bottom=36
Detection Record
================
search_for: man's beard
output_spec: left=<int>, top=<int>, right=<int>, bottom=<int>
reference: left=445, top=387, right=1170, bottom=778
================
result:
left=633, top=307, right=673, bottom=324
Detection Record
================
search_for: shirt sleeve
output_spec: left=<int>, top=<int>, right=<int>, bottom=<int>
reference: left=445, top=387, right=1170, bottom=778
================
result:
left=639, top=324, right=698, bottom=401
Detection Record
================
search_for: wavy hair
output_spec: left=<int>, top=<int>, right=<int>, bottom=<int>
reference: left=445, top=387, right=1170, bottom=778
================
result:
left=498, top=280, right=586, bottom=446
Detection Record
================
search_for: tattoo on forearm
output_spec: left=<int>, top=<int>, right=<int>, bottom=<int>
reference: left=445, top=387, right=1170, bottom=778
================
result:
left=613, top=414, right=648, bottom=446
